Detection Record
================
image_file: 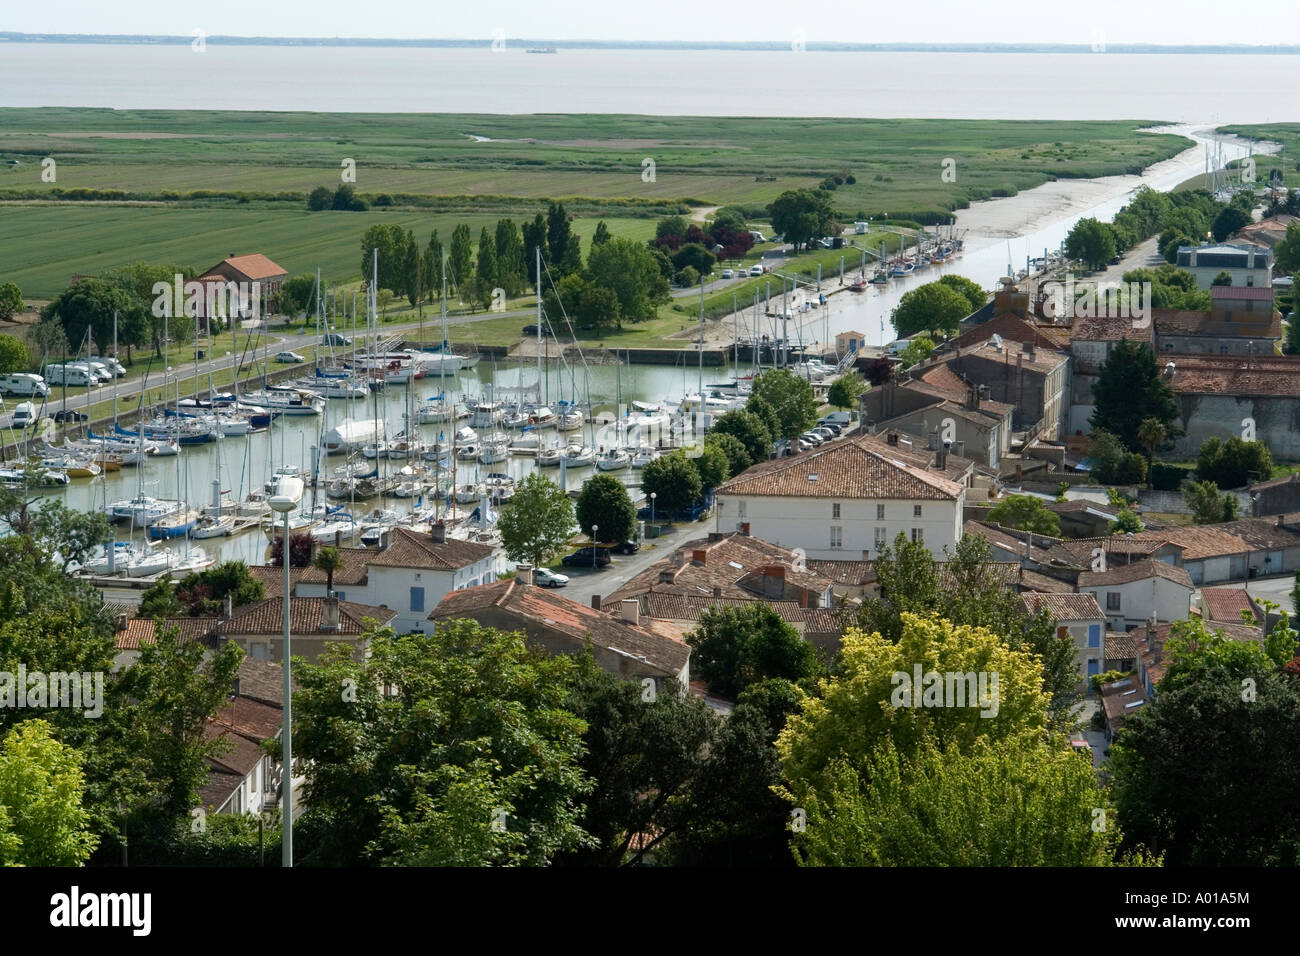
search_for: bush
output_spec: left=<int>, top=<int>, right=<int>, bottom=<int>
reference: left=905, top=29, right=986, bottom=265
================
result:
left=1095, top=450, right=1147, bottom=486
left=1148, top=461, right=1192, bottom=491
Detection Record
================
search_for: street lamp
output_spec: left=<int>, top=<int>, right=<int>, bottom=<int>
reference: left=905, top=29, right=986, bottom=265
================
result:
left=650, top=491, right=656, bottom=527
left=268, top=474, right=304, bottom=869
left=592, top=524, right=598, bottom=569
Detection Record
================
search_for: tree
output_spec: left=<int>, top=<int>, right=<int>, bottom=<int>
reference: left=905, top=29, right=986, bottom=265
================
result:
left=359, top=223, right=407, bottom=296
left=546, top=202, right=574, bottom=272
left=704, top=432, right=751, bottom=479
left=1108, top=509, right=1146, bottom=534
left=591, top=221, right=612, bottom=246
left=1275, top=221, right=1300, bottom=274
left=401, top=229, right=421, bottom=308
left=575, top=474, right=636, bottom=543
left=744, top=394, right=782, bottom=444
left=1110, top=619, right=1300, bottom=865
left=1137, top=416, right=1167, bottom=466
left=1211, top=270, right=1234, bottom=286
left=313, top=546, right=343, bottom=596
left=792, top=737, right=1142, bottom=866
left=1087, top=427, right=1149, bottom=485
left=890, top=281, right=971, bottom=338
left=692, top=442, right=731, bottom=494
left=1065, top=217, right=1117, bottom=270
left=475, top=226, right=498, bottom=310
left=688, top=604, right=817, bottom=700
left=267, top=533, right=313, bottom=568
left=671, top=243, right=716, bottom=278
left=496, top=472, right=575, bottom=568
left=278, top=273, right=318, bottom=318
left=0, top=282, right=24, bottom=321
left=29, top=314, right=68, bottom=361
left=896, top=335, right=936, bottom=369
left=641, top=450, right=702, bottom=517
left=447, top=224, right=474, bottom=300
left=29, top=500, right=113, bottom=573
left=863, top=356, right=894, bottom=387
left=1286, top=314, right=1300, bottom=356
left=827, top=372, right=864, bottom=411
left=41, top=277, right=132, bottom=356
left=140, top=560, right=266, bottom=618
left=522, top=214, right=549, bottom=286
left=1183, top=479, right=1239, bottom=524
left=0, top=720, right=98, bottom=866
left=748, top=369, right=818, bottom=441
left=1211, top=204, right=1250, bottom=242
left=1196, top=436, right=1273, bottom=489
left=709, top=206, right=748, bottom=234
left=426, top=230, right=446, bottom=299
left=767, top=189, right=837, bottom=251
left=986, top=494, right=1061, bottom=536
left=655, top=215, right=690, bottom=241
left=936, top=274, right=988, bottom=314
left=1090, top=339, right=1179, bottom=452
left=330, top=183, right=367, bottom=211
left=674, top=266, right=699, bottom=289
left=586, top=237, right=670, bottom=324
left=306, top=186, right=332, bottom=211
left=294, top=620, right=592, bottom=865
left=709, top=410, right=772, bottom=465
left=492, top=218, right=525, bottom=297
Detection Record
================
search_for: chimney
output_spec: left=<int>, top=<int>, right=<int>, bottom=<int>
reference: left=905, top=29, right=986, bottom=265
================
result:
left=740, top=522, right=751, bottom=536
left=765, top=564, right=786, bottom=580
left=936, top=445, right=948, bottom=470
left=1277, top=514, right=1285, bottom=528
left=707, top=532, right=723, bottom=542
left=516, top=563, right=533, bottom=586
left=321, top=596, right=341, bottom=632
left=713, top=586, right=722, bottom=598
left=223, top=593, right=233, bottom=621
left=887, top=431, right=899, bottom=446
left=621, top=599, right=640, bottom=626
left=659, top=569, right=677, bottom=583
left=1024, top=341, right=1035, bottom=362
left=430, top=520, right=446, bottom=544
left=966, top=387, right=979, bottom=410
left=692, top=549, right=707, bottom=566
left=1017, top=352, right=1023, bottom=370
left=116, top=613, right=128, bottom=633
left=591, top=594, right=602, bottom=611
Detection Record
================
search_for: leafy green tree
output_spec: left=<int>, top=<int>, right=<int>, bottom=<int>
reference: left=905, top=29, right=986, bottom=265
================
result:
left=139, top=560, right=265, bottom=618
left=935, top=274, right=988, bottom=314
left=1137, top=416, right=1167, bottom=467
left=312, top=546, right=343, bottom=596
left=704, top=432, right=751, bottom=479
left=0, top=720, right=99, bottom=866
left=474, top=227, right=498, bottom=311
left=586, top=237, right=670, bottom=323
left=748, top=368, right=818, bottom=440
left=41, top=277, right=133, bottom=356
left=359, top=223, right=407, bottom=296
left=890, top=281, right=971, bottom=338
left=278, top=273, right=318, bottom=318
left=745, top=393, right=782, bottom=442
left=671, top=243, right=716, bottom=278
left=1088, top=427, right=1149, bottom=485
left=986, top=494, right=1061, bottom=536
left=1211, top=270, right=1234, bottom=286
left=306, top=185, right=332, bottom=210
left=655, top=215, right=690, bottom=240
left=1196, top=436, right=1273, bottom=489
left=561, top=655, right=715, bottom=866
left=709, top=206, right=748, bottom=234
left=1108, top=509, right=1146, bottom=534
left=709, top=410, right=771, bottom=465
left=793, top=737, right=1145, bottom=866
left=494, top=218, right=526, bottom=296
left=692, top=442, right=731, bottom=494
left=1211, top=204, right=1250, bottom=242
left=896, top=335, right=936, bottom=369
left=331, top=183, right=367, bottom=211
left=522, top=214, right=549, bottom=286
left=1065, top=217, right=1118, bottom=269
left=827, top=372, right=864, bottom=410
left=448, top=224, right=474, bottom=300
left=1183, top=479, right=1239, bottom=524
left=1090, top=339, right=1179, bottom=452
left=0, top=282, right=23, bottom=321
left=30, top=500, right=113, bottom=573
left=1111, top=619, right=1300, bottom=865
left=674, top=266, right=699, bottom=289
left=767, top=189, right=837, bottom=251
left=1275, top=221, right=1300, bottom=274
left=401, top=228, right=421, bottom=308
left=641, top=450, right=703, bottom=516
left=688, top=604, right=817, bottom=700
left=591, top=220, right=612, bottom=246
left=546, top=201, right=573, bottom=272
left=575, top=474, right=636, bottom=543
left=496, top=472, right=576, bottom=567
left=294, top=620, right=592, bottom=865
left=1286, top=314, right=1300, bottom=356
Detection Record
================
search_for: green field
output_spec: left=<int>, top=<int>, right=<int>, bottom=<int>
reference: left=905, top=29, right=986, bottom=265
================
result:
left=0, top=109, right=1193, bottom=298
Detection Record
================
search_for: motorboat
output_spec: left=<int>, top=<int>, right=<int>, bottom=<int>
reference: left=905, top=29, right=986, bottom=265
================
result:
left=469, top=402, right=506, bottom=429
left=106, top=494, right=183, bottom=526
left=29, top=455, right=99, bottom=479
left=537, top=446, right=563, bottom=467
left=326, top=419, right=385, bottom=456
left=454, top=425, right=478, bottom=445
left=503, top=407, right=532, bottom=429
left=245, top=386, right=324, bottom=416
left=631, top=446, right=657, bottom=469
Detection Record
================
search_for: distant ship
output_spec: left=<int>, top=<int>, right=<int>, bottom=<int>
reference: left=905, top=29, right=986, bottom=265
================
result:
left=526, top=46, right=558, bottom=54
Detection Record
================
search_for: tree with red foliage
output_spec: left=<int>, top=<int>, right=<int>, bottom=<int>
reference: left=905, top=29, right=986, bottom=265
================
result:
left=862, top=357, right=894, bottom=387
left=269, top=532, right=315, bottom=568
left=652, top=234, right=684, bottom=252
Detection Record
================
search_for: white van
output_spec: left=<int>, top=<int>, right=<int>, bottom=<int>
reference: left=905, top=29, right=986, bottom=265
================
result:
left=0, top=373, right=49, bottom=397
left=59, top=364, right=98, bottom=387
left=84, top=360, right=114, bottom=383
left=11, top=402, right=36, bottom=428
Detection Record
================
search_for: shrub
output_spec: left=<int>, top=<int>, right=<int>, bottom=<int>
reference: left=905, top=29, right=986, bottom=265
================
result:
left=1148, top=461, right=1192, bottom=491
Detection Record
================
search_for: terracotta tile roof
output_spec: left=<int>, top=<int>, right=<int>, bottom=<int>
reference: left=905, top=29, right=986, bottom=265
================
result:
left=853, top=432, right=978, bottom=482
left=115, top=616, right=221, bottom=651
left=1017, top=568, right=1075, bottom=592
left=1104, top=631, right=1143, bottom=663
left=200, top=253, right=288, bottom=281
left=955, top=336, right=1069, bottom=373
left=1071, top=316, right=1148, bottom=343
left=362, top=528, right=497, bottom=570
left=1164, top=353, right=1300, bottom=397
left=1100, top=677, right=1146, bottom=731
left=1211, top=285, right=1275, bottom=301
left=429, top=578, right=690, bottom=676
left=205, top=722, right=268, bottom=778
left=233, top=657, right=288, bottom=707
left=717, top=435, right=964, bottom=501
left=1151, top=309, right=1213, bottom=334
left=962, top=519, right=1059, bottom=562
left=634, top=591, right=806, bottom=624
left=1211, top=516, right=1300, bottom=551
left=1201, top=587, right=1255, bottom=624
left=199, top=770, right=245, bottom=812
left=800, top=607, right=852, bottom=634
left=1019, top=591, right=1105, bottom=621
left=954, top=314, right=1073, bottom=350
left=211, top=695, right=282, bottom=743
left=1044, top=535, right=1172, bottom=566
left=1153, top=308, right=1281, bottom=339
left=215, top=597, right=395, bottom=637
left=1132, top=525, right=1252, bottom=561
left=806, top=559, right=875, bottom=586
left=1077, top=558, right=1193, bottom=589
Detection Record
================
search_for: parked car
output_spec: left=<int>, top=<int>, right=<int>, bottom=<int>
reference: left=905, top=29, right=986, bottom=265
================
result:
left=611, top=540, right=641, bottom=555
left=562, top=546, right=612, bottom=568
left=820, top=423, right=843, bottom=437
left=11, top=402, right=36, bottom=428
left=749, top=264, right=764, bottom=277
left=720, top=268, right=734, bottom=279
left=522, top=324, right=545, bottom=336
left=820, top=411, right=852, bottom=426
left=800, top=431, right=824, bottom=446
left=323, top=333, right=353, bottom=346
left=534, top=567, right=569, bottom=588
left=812, top=427, right=836, bottom=441
left=275, top=351, right=305, bottom=363
left=54, top=409, right=88, bottom=423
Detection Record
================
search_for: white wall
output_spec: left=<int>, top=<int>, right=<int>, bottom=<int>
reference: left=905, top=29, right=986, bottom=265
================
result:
left=1080, top=577, right=1191, bottom=629
left=719, top=491, right=963, bottom=561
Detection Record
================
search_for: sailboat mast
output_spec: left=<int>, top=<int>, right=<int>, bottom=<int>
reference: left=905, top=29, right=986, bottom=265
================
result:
left=536, top=245, right=543, bottom=410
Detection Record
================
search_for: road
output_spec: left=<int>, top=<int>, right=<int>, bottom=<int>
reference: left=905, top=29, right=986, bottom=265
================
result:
left=549, top=521, right=699, bottom=608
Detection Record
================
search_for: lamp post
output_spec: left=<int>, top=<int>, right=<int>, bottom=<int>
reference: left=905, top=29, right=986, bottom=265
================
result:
left=650, top=491, right=656, bottom=528
left=268, top=475, right=304, bottom=868
left=592, top=524, right=598, bottom=569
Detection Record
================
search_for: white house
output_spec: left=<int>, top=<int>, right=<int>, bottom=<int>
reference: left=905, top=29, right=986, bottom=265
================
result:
left=289, top=526, right=504, bottom=634
left=1020, top=591, right=1107, bottom=686
left=714, top=433, right=967, bottom=561
left=1076, top=559, right=1193, bottom=631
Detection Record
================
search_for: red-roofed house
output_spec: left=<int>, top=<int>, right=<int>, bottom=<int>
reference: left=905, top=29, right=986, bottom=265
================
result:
left=1020, top=591, right=1106, bottom=686
left=195, top=253, right=288, bottom=326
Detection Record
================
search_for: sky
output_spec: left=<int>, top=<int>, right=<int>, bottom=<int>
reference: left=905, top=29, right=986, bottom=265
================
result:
left=4, top=0, right=1299, bottom=47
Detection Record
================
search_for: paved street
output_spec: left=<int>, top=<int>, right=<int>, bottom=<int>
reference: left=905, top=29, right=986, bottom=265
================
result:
left=548, top=521, right=702, bottom=608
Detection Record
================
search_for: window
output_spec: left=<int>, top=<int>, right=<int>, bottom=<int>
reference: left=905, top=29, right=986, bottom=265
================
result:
left=335, top=591, right=345, bottom=601
left=737, top=500, right=746, bottom=518
left=830, top=526, right=843, bottom=549
left=832, top=502, right=841, bottom=519
left=911, top=528, right=923, bottom=543
left=876, top=504, right=885, bottom=520
left=913, top=504, right=922, bottom=518
left=874, top=527, right=888, bottom=549
left=409, top=586, right=425, bottom=613
left=1088, top=624, right=1101, bottom=648
left=1106, top=592, right=1121, bottom=611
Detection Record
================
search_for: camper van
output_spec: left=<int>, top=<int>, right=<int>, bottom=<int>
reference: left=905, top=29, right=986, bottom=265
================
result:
left=0, top=373, right=49, bottom=397
left=44, top=363, right=98, bottom=387
left=11, top=402, right=36, bottom=428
